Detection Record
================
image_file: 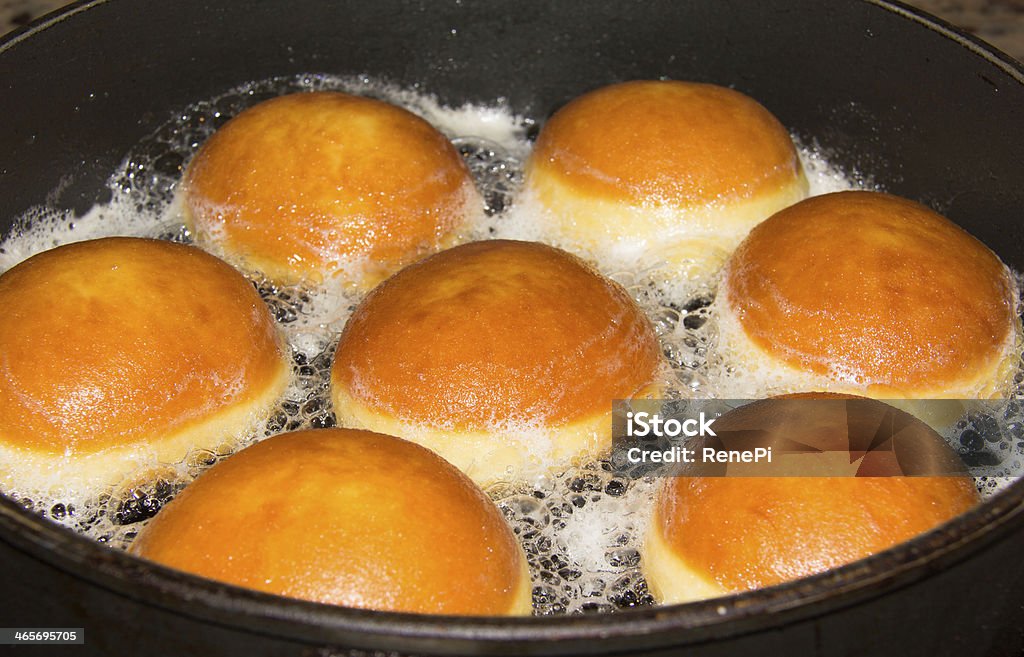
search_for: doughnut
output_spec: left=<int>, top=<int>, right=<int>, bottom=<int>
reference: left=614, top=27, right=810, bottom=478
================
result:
left=718, top=191, right=1020, bottom=400
left=642, top=396, right=980, bottom=604
left=523, top=80, right=807, bottom=274
left=331, top=239, right=662, bottom=485
left=0, top=237, right=290, bottom=494
left=183, top=91, right=480, bottom=288
left=129, top=428, right=532, bottom=615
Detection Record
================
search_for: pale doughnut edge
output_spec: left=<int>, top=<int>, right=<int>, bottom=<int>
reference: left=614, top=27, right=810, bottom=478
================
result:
left=332, top=386, right=623, bottom=487
left=0, top=361, right=292, bottom=496
left=641, top=504, right=728, bottom=605
left=522, top=165, right=809, bottom=277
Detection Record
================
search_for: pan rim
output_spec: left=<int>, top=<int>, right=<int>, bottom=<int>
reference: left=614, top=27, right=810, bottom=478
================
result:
left=2, top=471, right=1022, bottom=652
left=1, top=0, right=1023, bottom=652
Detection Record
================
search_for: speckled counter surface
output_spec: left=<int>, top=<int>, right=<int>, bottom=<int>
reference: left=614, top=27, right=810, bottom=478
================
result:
left=2, top=0, right=1024, bottom=62
left=913, top=0, right=1024, bottom=60
left=1, top=0, right=66, bottom=35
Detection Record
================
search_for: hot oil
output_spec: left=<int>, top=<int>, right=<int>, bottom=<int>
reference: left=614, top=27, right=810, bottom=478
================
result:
left=1, top=74, right=1023, bottom=615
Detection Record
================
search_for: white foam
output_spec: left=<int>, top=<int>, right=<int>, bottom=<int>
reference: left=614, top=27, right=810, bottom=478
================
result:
left=1, top=74, right=1021, bottom=616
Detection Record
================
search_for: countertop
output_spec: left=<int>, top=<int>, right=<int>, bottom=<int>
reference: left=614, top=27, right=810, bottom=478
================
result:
left=2, top=0, right=1024, bottom=62
left=911, top=0, right=1024, bottom=59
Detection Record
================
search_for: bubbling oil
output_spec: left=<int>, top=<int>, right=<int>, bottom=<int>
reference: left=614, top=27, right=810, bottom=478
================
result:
left=1, top=73, right=1023, bottom=615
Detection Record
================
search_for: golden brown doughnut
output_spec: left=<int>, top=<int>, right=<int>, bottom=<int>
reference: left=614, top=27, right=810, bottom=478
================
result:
left=523, top=80, right=807, bottom=274
left=130, top=428, right=532, bottom=615
left=331, top=239, right=662, bottom=485
left=184, top=91, right=480, bottom=288
left=0, top=237, right=290, bottom=493
left=645, top=476, right=979, bottom=603
left=642, top=396, right=980, bottom=604
left=718, top=191, right=1019, bottom=399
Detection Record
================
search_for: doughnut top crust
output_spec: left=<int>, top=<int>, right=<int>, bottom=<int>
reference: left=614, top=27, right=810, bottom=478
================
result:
left=130, top=428, right=530, bottom=615
left=0, top=237, right=286, bottom=455
left=724, top=191, right=1017, bottom=393
left=529, top=80, right=804, bottom=207
left=184, top=91, right=477, bottom=285
left=655, top=475, right=979, bottom=593
left=650, top=396, right=979, bottom=596
left=331, top=239, right=661, bottom=430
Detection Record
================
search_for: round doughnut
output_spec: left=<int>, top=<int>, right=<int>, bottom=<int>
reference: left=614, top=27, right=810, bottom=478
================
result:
left=331, top=239, right=662, bottom=485
left=523, top=80, right=808, bottom=275
left=183, top=91, right=480, bottom=288
left=717, top=191, right=1020, bottom=399
left=642, top=396, right=980, bottom=604
left=129, top=428, right=532, bottom=615
left=0, top=237, right=290, bottom=494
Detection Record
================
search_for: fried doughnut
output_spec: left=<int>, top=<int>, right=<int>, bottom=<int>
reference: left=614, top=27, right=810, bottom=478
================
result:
left=523, top=80, right=807, bottom=274
left=331, top=239, right=662, bottom=485
left=184, top=91, right=480, bottom=288
left=642, top=396, right=980, bottom=604
left=718, top=191, right=1019, bottom=400
left=0, top=237, right=289, bottom=494
left=130, top=428, right=532, bottom=615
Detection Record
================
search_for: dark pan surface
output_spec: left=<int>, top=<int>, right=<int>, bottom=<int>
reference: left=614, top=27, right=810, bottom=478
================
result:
left=1, top=1, right=1023, bottom=655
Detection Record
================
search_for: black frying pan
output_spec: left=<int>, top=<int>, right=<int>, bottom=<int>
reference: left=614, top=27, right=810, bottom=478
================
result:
left=1, top=1, right=1024, bottom=655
